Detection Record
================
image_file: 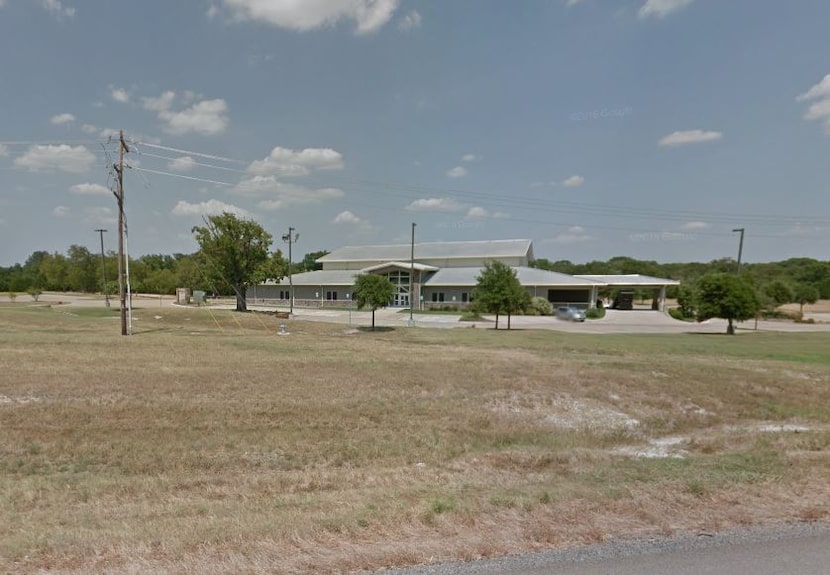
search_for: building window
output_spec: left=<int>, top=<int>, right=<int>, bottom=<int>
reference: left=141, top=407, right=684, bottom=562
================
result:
left=431, top=292, right=445, bottom=303
left=461, top=292, right=469, bottom=303
left=279, top=290, right=289, bottom=299
left=326, top=291, right=338, bottom=301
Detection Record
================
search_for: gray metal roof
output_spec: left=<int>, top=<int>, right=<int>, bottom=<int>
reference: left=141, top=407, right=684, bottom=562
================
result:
left=425, top=267, right=607, bottom=287
left=318, top=239, right=533, bottom=263
left=574, top=274, right=680, bottom=286
left=264, top=270, right=362, bottom=286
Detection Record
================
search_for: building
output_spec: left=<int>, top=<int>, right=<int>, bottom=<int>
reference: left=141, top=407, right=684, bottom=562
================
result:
left=246, top=239, right=678, bottom=311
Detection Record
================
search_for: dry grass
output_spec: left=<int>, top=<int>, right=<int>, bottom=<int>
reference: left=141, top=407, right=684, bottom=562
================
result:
left=1, top=303, right=829, bottom=574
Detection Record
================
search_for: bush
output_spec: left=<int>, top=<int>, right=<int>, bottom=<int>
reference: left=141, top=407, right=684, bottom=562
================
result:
left=528, top=296, right=553, bottom=316
left=669, top=307, right=694, bottom=321
left=585, top=307, right=605, bottom=320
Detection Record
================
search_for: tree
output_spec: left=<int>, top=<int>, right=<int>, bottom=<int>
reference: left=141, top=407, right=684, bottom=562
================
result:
left=763, top=280, right=794, bottom=309
left=191, top=212, right=275, bottom=312
left=352, top=273, right=395, bottom=331
left=299, top=250, right=329, bottom=272
left=473, top=261, right=530, bottom=330
left=695, top=273, right=758, bottom=335
left=793, top=284, right=820, bottom=316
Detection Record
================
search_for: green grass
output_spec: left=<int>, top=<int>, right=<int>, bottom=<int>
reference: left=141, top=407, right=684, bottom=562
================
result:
left=0, top=304, right=829, bottom=573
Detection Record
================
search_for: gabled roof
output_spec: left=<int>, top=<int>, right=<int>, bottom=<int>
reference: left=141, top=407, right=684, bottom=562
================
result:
left=318, top=239, right=533, bottom=263
left=360, top=261, right=439, bottom=273
left=574, top=274, right=680, bottom=286
left=424, top=267, right=607, bottom=287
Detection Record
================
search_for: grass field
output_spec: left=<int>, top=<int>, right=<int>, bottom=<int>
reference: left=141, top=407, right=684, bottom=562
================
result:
left=1, top=303, right=829, bottom=574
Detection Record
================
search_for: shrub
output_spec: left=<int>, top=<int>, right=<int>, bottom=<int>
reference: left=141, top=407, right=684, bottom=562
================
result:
left=669, top=307, right=693, bottom=321
left=528, top=296, right=553, bottom=316
left=585, top=307, right=605, bottom=320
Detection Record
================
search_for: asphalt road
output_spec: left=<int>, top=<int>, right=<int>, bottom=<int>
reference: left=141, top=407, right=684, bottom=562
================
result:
left=372, top=523, right=830, bottom=575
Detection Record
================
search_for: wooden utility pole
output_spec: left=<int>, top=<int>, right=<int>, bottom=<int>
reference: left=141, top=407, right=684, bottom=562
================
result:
left=115, top=130, right=129, bottom=335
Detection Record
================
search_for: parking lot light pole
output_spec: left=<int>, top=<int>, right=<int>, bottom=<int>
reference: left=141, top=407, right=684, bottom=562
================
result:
left=95, top=228, right=110, bottom=307
left=732, top=228, right=745, bottom=274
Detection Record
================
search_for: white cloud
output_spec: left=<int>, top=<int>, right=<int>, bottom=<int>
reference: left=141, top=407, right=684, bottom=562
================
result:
left=464, top=206, right=509, bottom=220
left=143, top=91, right=176, bottom=112
left=681, top=221, right=709, bottom=230
left=142, top=90, right=228, bottom=136
left=658, top=129, right=722, bottom=147
left=566, top=0, right=586, bottom=6
left=447, top=166, right=467, bottom=178
left=53, top=206, right=71, bottom=217
left=797, top=74, right=830, bottom=102
left=14, top=144, right=96, bottom=173
left=168, top=156, right=197, bottom=173
left=562, top=175, right=585, bottom=187
left=638, top=0, right=694, bottom=19
left=83, top=207, right=117, bottom=226
left=797, top=75, right=830, bottom=132
left=231, top=176, right=343, bottom=209
left=461, top=153, right=479, bottom=162
left=247, top=146, right=344, bottom=177
left=39, top=0, right=75, bottom=19
left=70, top=183, right=110, bottom=196
left=221, top=0, right=399, bottom=34
left=207, top=4, right=219, bottom=19
left=110, top=87, right=130, bottom=103
left=405, top=197, right=464, bottom=212
left=0, top=144, right=8, bottom=157
left=81, top=123, right=98, bottom=134
left=551, top=225, right=595, bottom=244
left=171, top=199, right=250, bottom=218
left=50, top=113, right=75, bottom=125
left=163, top=99, right=229, bottom=136
left=399, top=9, right=421, bottom=30
left=333, top=210, right=362, bottom=224
left=803, top=99, right=830, bottom=121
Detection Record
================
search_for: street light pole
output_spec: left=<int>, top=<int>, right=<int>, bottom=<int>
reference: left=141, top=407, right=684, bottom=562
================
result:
left=732, top=228, right=745, bottom=274
left=409, top=222, right=416, bottom=326
left=94, top=229, right=109, bottom=307
left=282, top=227, right=298, bottom=315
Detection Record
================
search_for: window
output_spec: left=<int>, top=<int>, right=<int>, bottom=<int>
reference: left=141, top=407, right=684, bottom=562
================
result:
left=431, top=292, right=445, bottom=302
left=461, top=292, right=469, bottom=303
left=326, top=291, right=338, bottom=301
left=279, top=290, right=289, bottom=299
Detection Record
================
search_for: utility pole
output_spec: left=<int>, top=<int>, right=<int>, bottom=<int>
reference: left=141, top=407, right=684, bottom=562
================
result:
left=113, top=130, right=129, bottom=335
left=732, top=228, right=745, bottom=274
left=409, top=222, right=416, bottom=326
left=282, top=227, right=298, bottom=316
left=94, top=228, right=109, bottom=307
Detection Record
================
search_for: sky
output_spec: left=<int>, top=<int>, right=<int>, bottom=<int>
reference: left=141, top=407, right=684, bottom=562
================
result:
left=1, top=0, right=829, bottom=267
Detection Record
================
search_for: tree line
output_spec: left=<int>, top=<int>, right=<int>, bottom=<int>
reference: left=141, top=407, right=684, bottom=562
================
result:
left=0, top=215, right=330, bottom=303
left=531, top=255, right=830, bottom=306
left=2, top=212, right=828, bottom=318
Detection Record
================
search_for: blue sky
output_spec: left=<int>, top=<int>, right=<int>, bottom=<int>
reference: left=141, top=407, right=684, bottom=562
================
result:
left=1, top=0, right=829, bottom=266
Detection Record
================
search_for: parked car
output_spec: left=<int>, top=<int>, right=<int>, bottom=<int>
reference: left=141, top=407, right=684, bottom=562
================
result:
left=556, top=306, right=586, bottom=322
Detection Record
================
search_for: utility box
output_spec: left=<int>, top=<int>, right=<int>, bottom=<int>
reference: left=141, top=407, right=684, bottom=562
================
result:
left=176, top=287, right=191, bottom=305
left=192, top=290, right=206, bottom=305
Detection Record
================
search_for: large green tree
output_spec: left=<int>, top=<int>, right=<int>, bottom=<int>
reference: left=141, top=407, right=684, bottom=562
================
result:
left=793, top=283, right=820, bottom=316
left=473, top=261, right=530, bottom=330
left=695, top=273, right=759, bottom=335
left=352, top=273, right=395, bottom=331
left=191, top=212, right=275, bottom=312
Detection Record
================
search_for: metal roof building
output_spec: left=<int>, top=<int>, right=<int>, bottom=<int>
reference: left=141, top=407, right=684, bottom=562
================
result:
left=247, top=240, right=678, bottom=311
